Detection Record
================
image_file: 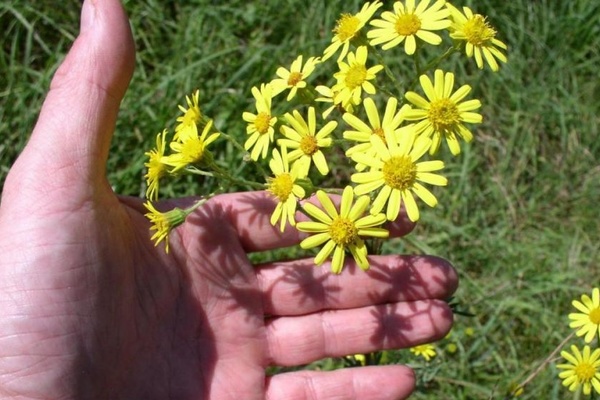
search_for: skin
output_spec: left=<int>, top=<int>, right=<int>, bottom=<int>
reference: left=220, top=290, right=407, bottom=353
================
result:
left=0, top=1, right=458, bottom=399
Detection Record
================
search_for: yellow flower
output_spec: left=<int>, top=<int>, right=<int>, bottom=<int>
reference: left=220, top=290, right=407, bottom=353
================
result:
left=270, top=55, right=320, bottom=101
left=144, top=201, right=188, bottom=253
left=351, top=128, right=447, bottom=222
left=446, top=4, right=508, bottom=71
left=278, top=107, right=337, bottom=177
left=144, top=129, right=168, bottom=200
left=315, top=85, right=356, bottom=119
left=404, top=69, right=482, bottom=155
left=296, top=186, right=389, bottom=274
left=161, top=120, right=219, bottom=173
left=243, top=84, right=278, bottom=160
left=343, top=96, right=411, bottom=171
left=322, top=1, right=383, bottom=62
left=569, top=288, right=600, bottom=343
left=368, top=0, right=450, bottom=55
left=348, top=354, right=367, bottom=366
left=332, top=46, right=383, bottom=107
left=557, top=345, right=600, bottom=395
left=410, top=343, right=437, bottom=361
left=267, top=147, right=306, bottom=232
left=509, top=384, right=524, bottom=397
left=174, top=90, right=201, bottom=140
left=445, top=342, right=457, bottom=354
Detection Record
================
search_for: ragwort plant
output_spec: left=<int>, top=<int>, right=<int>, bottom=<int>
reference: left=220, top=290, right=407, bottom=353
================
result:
left=141, top=0, right=508, bottom=392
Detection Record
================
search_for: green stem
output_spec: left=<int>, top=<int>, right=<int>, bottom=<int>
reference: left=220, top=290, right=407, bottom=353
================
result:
left=211, top=162, right=266, bottom=190
left=213, top=126, right=269, bottom=180
left=406, top=45, right=460, bottom=92
left=368, top=44, right=405, bottom=97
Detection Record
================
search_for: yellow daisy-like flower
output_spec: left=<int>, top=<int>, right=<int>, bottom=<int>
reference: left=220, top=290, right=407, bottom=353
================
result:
left=174, top=90, right=202, bottom=140
left=315, top=85, right=356, bottom=119
left=446, top=3, right=508, bottom=72
left=144, top=201, right=188, bottom=253
left=404, top=69, right=482, bottom=155
left=243, top=84, right=277, bottom=160
left=270, top=55, right=320, bottom=101
left=332, top=46, right=383, bottom=107
left=162, top=120, right=220, bottom=173
left=322, top=1, right=383, bottom=62
left=343, top=96, right=411, bottom=170
left=557, top=345, right=600, bottom=395
left=569, top=288, right=600, bottom=343
left=296, top=186, right=389, bottom=274
left=278, top=107, right=337, bottom=178
left=410, top=343, right=437, bottom=361
left=144, top=129, right=168, bottom=200
left=267, top=147, right=306, bottom=232
left=351, top=129, right=447, bottom=222
left=367, top=0, right=450, bottom=55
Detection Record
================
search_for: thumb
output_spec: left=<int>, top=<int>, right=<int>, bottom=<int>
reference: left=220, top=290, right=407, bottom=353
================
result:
left=4, top=0, right=135, bottom=199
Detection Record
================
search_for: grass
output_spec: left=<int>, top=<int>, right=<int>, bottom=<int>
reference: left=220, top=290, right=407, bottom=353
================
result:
left=1, top=0, right=599, bottom=398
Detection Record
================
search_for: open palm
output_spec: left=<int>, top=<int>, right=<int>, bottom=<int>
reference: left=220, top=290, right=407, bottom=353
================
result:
left=0, top=1, right=457, bottom=399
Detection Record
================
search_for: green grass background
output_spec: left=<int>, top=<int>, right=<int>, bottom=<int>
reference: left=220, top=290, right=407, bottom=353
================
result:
left=1, top=0, right=599, bottom=398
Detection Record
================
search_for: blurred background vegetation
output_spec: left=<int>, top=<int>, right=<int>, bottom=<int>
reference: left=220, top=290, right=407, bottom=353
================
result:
left=1, top=0, right=599, bottom=398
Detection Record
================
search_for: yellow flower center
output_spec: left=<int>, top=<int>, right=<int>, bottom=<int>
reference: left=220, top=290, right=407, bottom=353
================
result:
left=181, top=107, right=201, bottom=127
left=372, top=127, right=386, bottom=143
left=268, top=173, right=294, bottom=202
left=574, top=362, right=596, bottom=382
left=180, top=138, right=205, bottom=163
left=335, top=14, right=360, bottom=42
left=428, top=98, right=460, bottom=132
left=287, top=71, right=303, bottom=87
left=345, top=64, right=367, bottom=89
left=147, top=158, right=166, bottom=180
left=254, top=112, right=272, bottom=134
left=382, top=155, right=417, bottom=191
left=589, top=307, right=600, bottom=324
left=300, top=135, right=319, bottom=156
left=463, top=15, right=496, bottom=46
left=329, top=216, right=358, bottom=246
left=395, top=13, right=421, bottom=36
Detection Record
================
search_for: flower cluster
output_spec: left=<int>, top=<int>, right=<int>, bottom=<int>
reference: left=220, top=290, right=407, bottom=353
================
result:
left=556, top=287, right=600, bottom=396
left=142, top=0, right=508, bottom=272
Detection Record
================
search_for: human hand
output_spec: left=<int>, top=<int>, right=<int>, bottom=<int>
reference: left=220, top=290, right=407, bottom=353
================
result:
left=0, top=1, right=457, bottom=399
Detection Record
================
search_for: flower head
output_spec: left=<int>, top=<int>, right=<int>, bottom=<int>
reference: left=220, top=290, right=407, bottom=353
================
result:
left=569, top=288, right=600, bottom=343
left=343, top=96, right=411, bottom=170
left=267, top=147, right=306, bottom=232
left=296, top=186, right=389, bottom=274
left=368, top=0, right=450, bottom=55
left=557, top=345, right=600, bottom=395
left=351, top=128, right=447, bottom=222
left=144, top=129, right=168, bottom=200
left=243, top=84, right=278, bottom=160
left=162, top=120, right=220, bottom=173
left=332, top=46, right=384, bottom=107
left=323, top=1, right=383, bottom=62
left=315, top=85, right=357, bottom=119
left=447, top=4, right=507, bottom=71
left=278, top=107, right=337, bottom=177
left=404, top=69, right=482, bottom=155
left=271, top=55, right=320, bottom=101
left=175, top=90, right=202, bottom=140
left=144, top=202, right=188, bottom=253
left=410, top=343, right=437, bottom=361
